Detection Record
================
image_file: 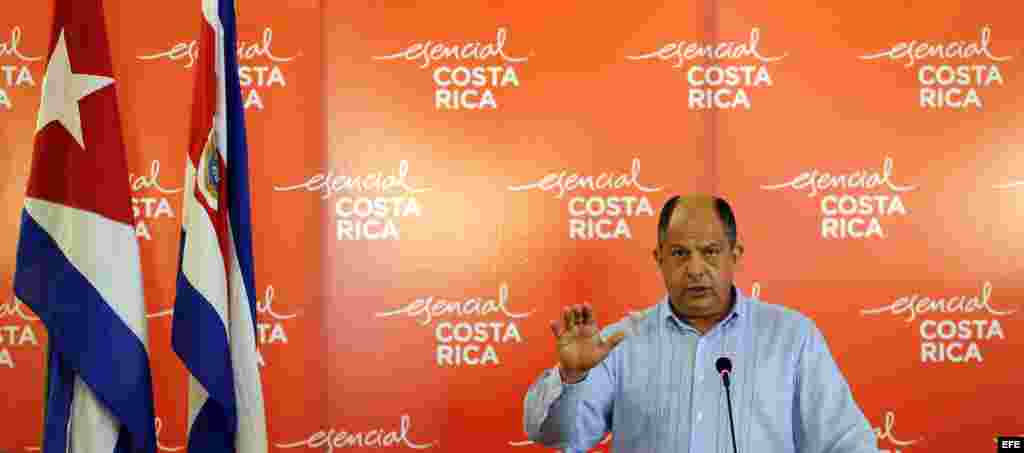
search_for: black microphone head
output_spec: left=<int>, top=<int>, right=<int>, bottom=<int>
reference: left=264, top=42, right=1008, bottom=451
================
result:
left=715, top=357, right=732, bottom=374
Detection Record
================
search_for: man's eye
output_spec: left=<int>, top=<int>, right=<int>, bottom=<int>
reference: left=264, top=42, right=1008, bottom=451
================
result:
left=705, top=248, right=721, bottom=257
left=672, top=249, right=688, bottom=257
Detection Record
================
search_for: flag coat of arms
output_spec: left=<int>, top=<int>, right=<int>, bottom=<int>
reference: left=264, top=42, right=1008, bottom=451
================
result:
left=172, top=0, right=269, bottom=452
left=13, top=0, right=157, bottom=452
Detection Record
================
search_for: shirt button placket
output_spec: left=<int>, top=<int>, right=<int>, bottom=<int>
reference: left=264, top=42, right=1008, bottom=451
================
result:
left=691, top=334, right=705, bottom=453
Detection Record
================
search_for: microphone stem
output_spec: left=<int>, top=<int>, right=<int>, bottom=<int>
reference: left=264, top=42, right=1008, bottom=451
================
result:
left=725, top=383, right=739, bottom=453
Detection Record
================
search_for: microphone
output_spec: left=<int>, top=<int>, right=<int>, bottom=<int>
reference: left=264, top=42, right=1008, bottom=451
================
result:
left=715, top=357, right=739, bottom=453
left=715, top=357, right=732, bottom=387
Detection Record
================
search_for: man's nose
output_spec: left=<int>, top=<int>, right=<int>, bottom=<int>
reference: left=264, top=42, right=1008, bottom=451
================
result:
left=686, top=255, right=708, bottom=279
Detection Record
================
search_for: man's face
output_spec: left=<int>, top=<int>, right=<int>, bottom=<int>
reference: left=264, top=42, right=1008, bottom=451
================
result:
left=653, top=200, right=742, bottom=320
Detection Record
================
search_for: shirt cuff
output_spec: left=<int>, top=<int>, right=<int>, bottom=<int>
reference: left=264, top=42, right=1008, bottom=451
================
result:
left=560, top=367, right=590, bottom=385
left=559, top=368, right=590, bottom=393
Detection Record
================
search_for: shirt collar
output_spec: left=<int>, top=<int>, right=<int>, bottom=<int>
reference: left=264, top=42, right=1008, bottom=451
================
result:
left=661, top=285, right=747, bottom=333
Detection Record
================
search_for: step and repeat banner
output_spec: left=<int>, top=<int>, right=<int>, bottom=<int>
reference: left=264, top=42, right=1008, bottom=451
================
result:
left=1, top=1, right=1023, bottom=452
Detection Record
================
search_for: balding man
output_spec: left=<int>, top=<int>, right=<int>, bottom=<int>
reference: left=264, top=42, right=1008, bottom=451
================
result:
left=523, top=195, right=877, bottom=453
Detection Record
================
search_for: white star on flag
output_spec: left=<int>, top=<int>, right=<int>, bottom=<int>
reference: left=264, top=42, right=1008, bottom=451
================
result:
left=35, top=28, right=115, bottom=150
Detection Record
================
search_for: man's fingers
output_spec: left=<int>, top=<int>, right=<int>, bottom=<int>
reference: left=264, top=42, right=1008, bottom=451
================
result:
left=549, top=320, right=562, bottom=338
left=558, top=303, right=603, bottom=339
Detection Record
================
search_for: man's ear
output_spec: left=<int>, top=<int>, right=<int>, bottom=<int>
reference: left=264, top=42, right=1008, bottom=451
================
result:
left=652, top=246, right=661, bottom=266
left=732, top=241, right=745, bottom=264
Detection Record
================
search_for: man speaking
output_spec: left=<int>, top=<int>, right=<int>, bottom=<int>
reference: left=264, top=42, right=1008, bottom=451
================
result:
left=523, top=195, right=878, bottom=453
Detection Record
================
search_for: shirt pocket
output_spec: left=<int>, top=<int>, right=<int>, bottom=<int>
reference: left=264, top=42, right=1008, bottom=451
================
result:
left=745, top=353, right=796, bottom=450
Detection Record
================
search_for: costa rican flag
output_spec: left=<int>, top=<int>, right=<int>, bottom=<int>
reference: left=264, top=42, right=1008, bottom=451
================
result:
left=13, top=0, right=157, bottom=452
left=172, top=0, right=268, bottom=452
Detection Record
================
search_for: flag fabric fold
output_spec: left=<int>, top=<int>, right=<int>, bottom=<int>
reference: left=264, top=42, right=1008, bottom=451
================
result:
left=172, top=0, right=268, bottom=452
left=14, top=1, right=157, bottom=452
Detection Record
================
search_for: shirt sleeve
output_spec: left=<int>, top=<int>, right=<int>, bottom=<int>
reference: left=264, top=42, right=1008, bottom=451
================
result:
left=794, top=321, right=879, bottom=453
left=523, top=319, right=631, bottom=451
left=529, top=347, right=618, bottom=452
left=523, top=364, right=564, bottom=443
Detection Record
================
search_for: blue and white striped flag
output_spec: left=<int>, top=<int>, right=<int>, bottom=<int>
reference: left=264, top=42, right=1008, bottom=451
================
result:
left=172, top=0, right=268, bottom=452
left=14, top=0, right=157, bottom=452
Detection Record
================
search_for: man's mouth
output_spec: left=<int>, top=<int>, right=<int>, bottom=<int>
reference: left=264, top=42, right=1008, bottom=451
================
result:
left=686, top=286, right=712, bottom=297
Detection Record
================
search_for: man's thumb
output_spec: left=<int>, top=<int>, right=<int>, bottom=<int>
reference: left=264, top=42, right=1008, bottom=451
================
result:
left=604, top=331, right=627, bottom=349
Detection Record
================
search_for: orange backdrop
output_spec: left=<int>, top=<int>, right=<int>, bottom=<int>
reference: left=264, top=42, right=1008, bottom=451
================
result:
left=1, top=1, right=1022, bottom=452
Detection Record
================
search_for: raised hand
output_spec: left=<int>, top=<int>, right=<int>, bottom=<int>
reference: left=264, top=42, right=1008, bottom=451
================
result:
left=549, top=303, right=626, bottom=383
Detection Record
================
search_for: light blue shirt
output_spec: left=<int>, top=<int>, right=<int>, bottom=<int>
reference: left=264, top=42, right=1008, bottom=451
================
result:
left=530, top=288, right=878, bottom=453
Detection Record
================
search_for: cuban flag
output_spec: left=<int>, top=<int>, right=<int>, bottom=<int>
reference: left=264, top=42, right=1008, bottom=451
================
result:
left=172, top=0, right=268, bottom=452
left=12, top=1, right=157, bottom=452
